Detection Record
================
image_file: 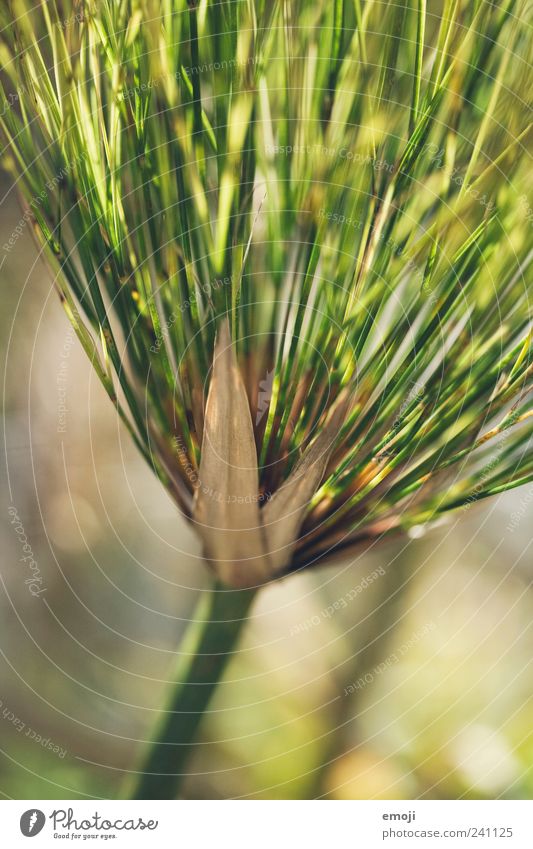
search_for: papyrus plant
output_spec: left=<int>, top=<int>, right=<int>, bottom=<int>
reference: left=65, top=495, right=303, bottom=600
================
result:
left=1, top=0, right=532, bottom=798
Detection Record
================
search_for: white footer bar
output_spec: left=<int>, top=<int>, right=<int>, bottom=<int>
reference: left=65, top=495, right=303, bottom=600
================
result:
left=2, top=799, right=532, bottom=848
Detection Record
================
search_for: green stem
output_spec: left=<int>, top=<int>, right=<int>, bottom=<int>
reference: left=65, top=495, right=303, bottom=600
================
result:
left=131, top=581, right=257, bottom=800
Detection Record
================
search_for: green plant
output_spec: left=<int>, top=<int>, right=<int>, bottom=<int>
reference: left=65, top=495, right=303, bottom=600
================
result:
left=1, top=0, right=532, bottom=799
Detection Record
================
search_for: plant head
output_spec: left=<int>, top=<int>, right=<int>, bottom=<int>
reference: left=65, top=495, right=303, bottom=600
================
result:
left=1, top=0, right=532, bottom=587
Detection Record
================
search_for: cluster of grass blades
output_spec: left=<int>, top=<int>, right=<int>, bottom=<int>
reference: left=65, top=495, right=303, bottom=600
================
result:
left=1, top=0, right=532, bottom=798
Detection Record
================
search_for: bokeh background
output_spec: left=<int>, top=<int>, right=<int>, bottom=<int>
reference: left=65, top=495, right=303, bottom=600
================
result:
left=1, top=168, right=532, bottom=800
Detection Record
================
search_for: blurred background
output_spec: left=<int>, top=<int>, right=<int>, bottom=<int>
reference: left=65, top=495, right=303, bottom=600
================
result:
left=1, top=169, right=532, bottom=800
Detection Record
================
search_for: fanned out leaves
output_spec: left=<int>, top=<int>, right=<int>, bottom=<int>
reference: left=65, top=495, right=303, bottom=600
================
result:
left=1, top=0, right=532, bottom=585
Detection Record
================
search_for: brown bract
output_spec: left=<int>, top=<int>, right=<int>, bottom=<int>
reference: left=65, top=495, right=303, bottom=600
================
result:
left=193, top=320, right=348, bottom=588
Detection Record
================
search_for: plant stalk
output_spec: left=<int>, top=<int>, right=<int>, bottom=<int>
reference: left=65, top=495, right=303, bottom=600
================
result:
left=132, top=581, right=257, bottom=800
